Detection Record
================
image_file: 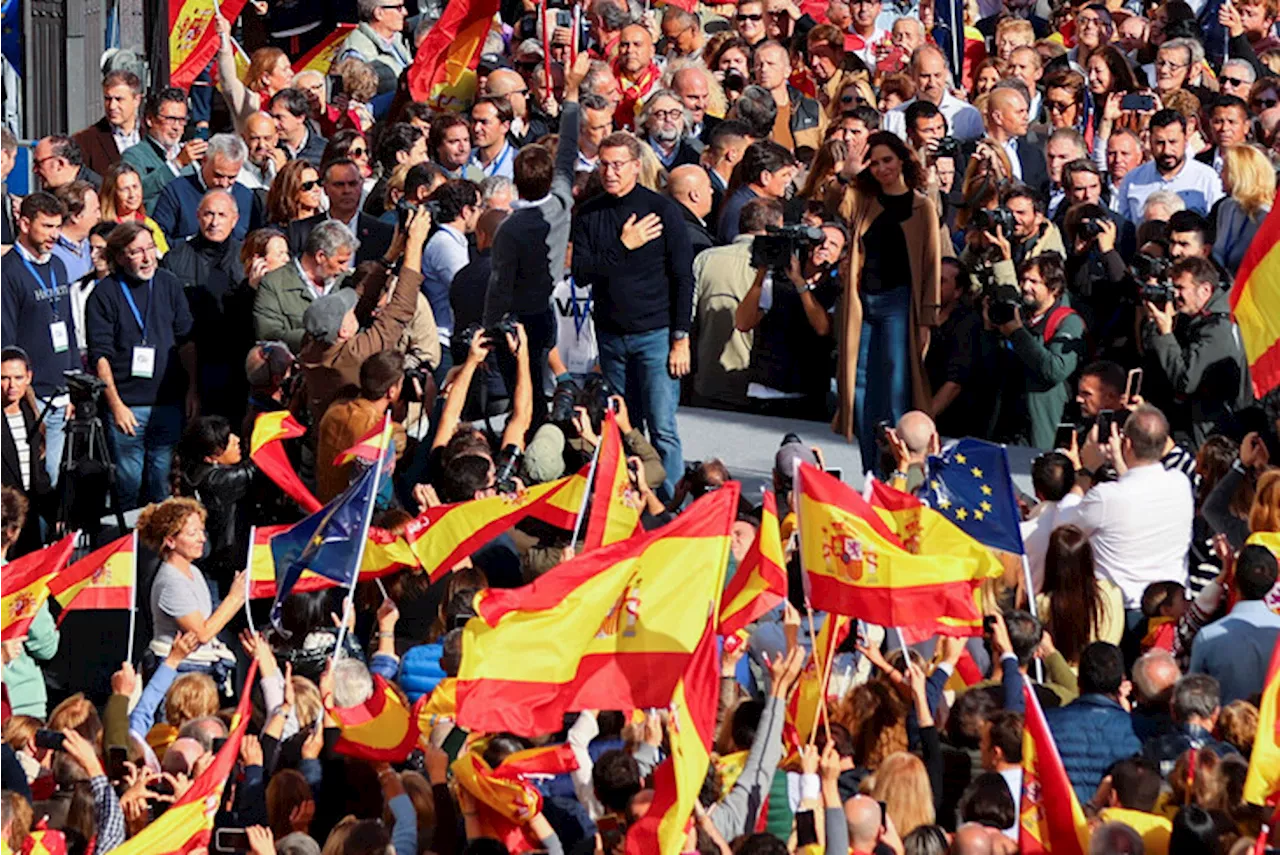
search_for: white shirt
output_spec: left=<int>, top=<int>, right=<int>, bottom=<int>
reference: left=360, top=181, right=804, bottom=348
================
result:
left=112, top=122, right=140, bottom=154
left=1116, top=156, right=1224, bottom=223
left=847, top=26, right=890, bottom=71
left=1019, top=492, right=1083, bottom=594
left=998, top=766, right=1023, bottom=840
left=1001, top=137, right=1023, bottom=181
left=1057, top=463, right=1194, bottom=609
left=293, top=258, right=333, bottom=301
left=468, top=141, right=516, bottom=180
left=238, top=158, right=278, bottom=191
left=4, top=410, right=30, bottom=490
left=882, top=92, right=985, bottom=142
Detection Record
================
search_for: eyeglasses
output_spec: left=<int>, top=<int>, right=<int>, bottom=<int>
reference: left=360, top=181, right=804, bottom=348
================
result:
left=156, top=113, right=189, bottom=125
left=840, top=93, right=859, bottom=103
left=1155, top=59, right=1189, bottom=70
left=650, top=108, right=684, bottom=121
left=1220, top=76, right=1248, bottom=87
left=31, top=155, right=60, bottom=169
left=349, top=146, right=368, bottom=157
left=598, top=158, right=635, bottom=172
left=1076, top=15, right=1104, bottom=26
left=1046, top=100, right=1075, bottom=112
left=379, top=3, right=406, bottom=8
left=735, top=13, right=763, bottom=20
left=300, top=179, right=319, bottom=191
left=1255, top=97, right=1280, bottom=109
left=125, top=244, right=158, bottom=259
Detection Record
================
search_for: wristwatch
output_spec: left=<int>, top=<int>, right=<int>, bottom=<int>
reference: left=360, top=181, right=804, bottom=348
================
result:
left=672, top=331, right=689, bottom=341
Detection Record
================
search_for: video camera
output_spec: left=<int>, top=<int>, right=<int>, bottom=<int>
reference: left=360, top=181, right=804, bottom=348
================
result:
left=65, top=370, right=107, bottom=421
left=972, top=206, right=1016, bottom=237
left=1130, top=253, right=1175, bottom=308
left=750, top=223, right=825, bottom=274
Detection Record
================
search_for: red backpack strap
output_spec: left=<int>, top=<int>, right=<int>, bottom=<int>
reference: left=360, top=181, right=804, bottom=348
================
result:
left=1042, top=305, right=1080, bottom=343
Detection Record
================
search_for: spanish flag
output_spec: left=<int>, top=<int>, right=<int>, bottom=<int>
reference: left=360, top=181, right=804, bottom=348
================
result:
left=797, top=463, right=991, bottom=636
left=170, top=0, right=248, bottom=88
left=328, top=675, right=421, bottom=762
left=247, top=525, right=418, bottom=599
left=110, top=661, right=259, bottom=855
left=250, top=411, right=323, bottom=514
left=334, top=418, right=398, bottom=468
left=47, top=532, right=135, bottom=622
left=406, top=0, right=500, bottom=106
left=20, top=821, right=67, bottom=855
left=719, top=490, right=786, bottom=644
left=781, top=613, right=851, bottom=766
left=584, top=411, right=641, bottom=550
left=298, top=23, right=357, bottom=74
left=527, top=466, right=591, bottom=530
left=1020, top=681, right=1088, bottom=855
left=626, top=623, right=719, bottom=855
left=867, top=479, right=1003, bottom=636
left=456, top=485, right=739, bottom=736
left=1, top=534, right=76, bottom=642
left=1244, top=635, right=1280, bottom=805
left=453, top=744, right=579, bottom=852
left=1229, top=180, right=1280, bottom=397
left=417, top=677, right=458, bottom=727
left=404, top=471, right=588, bottom=582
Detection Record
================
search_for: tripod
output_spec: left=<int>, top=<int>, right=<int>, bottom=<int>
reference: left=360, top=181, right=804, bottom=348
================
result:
left=56, top=405, right=127, bottom=538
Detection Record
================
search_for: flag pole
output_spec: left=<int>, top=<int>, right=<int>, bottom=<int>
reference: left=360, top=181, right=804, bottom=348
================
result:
left=569, top=428, right=604, bottom=548
left=1021, top=554, right=1044, bottom=682
left=126, top=529, right=139, bottom=665
left=332, top=414, right=392, bottom=661
left=244, top=526, right=257, bottom=635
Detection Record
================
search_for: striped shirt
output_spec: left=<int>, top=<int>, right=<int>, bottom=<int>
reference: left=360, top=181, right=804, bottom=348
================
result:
left=4, top=411, right=29, bottom=491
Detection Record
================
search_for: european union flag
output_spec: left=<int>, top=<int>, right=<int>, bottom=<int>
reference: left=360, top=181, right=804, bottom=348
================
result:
left=918, top=438, right=1025, bottom=555
left=269, top=449, right=385, bottom=629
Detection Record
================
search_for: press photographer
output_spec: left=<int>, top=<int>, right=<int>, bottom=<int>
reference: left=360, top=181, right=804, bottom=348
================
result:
left=1060, top=202, right=1132, bottom=356
left=1142, top=256, right=1252, bottom=444
left=961, top=183, right=1065, bottom=277
left=734, top=221, right=844, bottom=419
left=981, top=250, right=1086, bottom=449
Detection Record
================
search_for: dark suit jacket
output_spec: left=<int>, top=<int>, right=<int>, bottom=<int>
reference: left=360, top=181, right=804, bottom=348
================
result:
left=681, top=203, right=716, bottom=257
left=1195, top=147, right=1218, bottom=167
left=286, top=212, right=395, bottom=265
left=72, top=117, right=124, bottom=178
left=1015, top=137, right=1051, bottom=201
left=1, top=396, right=53, bottom=556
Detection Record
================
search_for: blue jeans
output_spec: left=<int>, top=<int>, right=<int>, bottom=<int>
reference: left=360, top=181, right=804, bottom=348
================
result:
left=855, top=287, right=912, bottom=472
left=108, top=404, right=183, bottom=509
left=44, top=403, right=68, bottom=487
left=597, top=328, right=682, bottom=497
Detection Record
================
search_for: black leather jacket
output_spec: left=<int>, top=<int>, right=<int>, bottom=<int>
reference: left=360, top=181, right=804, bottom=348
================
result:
left=181, top=459, right=255, bottom=591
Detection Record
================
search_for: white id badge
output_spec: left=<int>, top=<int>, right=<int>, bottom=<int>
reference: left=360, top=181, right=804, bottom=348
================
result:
left=49, top=321, right=69, bottom=353
left=131, top=346, right=156, bottom=379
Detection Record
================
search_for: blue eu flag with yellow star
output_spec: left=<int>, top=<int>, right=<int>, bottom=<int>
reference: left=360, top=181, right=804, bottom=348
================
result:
left=918, top=438, right=1025, bottom=555
left=268, top=448, right=386, bottom=629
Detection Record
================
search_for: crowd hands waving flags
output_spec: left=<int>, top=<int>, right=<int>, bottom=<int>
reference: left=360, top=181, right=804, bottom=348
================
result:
left=4, top=0, right=1280, bottom=850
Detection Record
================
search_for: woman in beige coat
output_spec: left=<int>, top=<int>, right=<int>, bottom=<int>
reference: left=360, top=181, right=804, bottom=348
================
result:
left=825, top=131, right=941, bottom=464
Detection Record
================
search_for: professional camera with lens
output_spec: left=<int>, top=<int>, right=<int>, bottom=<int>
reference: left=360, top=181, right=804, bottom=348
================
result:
left=750, top=223, right=825, bottom=273
left=65, top=370, right=107, bottom=421
left=971, top=206, right=1017, bottom=237
left=493, top=443, right=524, bottom=494
left=549, top=373, right=614, bottom=433
left=460, top=316, right=520, bottom=350
left=984, top=279, right=1022, bottom=326
left=400, top=364, right=437, bottom=405
left=1130, top=253, right=1175, bottom=308
left=933, top=136, right=961, bottom=158
left=1078, top=218, right=1105, bottom=240
left=396, top=198, right=443, bottom=232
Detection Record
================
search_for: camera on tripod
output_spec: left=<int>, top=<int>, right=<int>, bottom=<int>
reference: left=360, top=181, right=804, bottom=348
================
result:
left=65, top=371, right=107, bottom=420
left=750, top=224, right=824, bottom=274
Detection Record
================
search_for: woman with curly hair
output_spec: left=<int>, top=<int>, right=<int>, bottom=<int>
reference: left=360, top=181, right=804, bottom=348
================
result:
left=265, top=159, right=323, bottom=227
left=136, top=497, right=244, bottom=678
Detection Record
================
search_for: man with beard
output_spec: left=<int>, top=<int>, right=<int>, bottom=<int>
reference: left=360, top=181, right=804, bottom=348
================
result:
left=161, top=190, right=251, bottom=420
left=253, top=220, right=359, bottom=352
left=981, top=249, right=1086, bottom=449
left=1116, top=110, right=1223, bottom=223
left=639, top=90, right=700, bottom=169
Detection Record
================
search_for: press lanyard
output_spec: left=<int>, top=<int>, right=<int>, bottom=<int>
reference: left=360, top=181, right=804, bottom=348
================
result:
left=119, top=279, right=153, bottom=344
left=20, top=255, right=60, bottom=321
left=568, top=277, right=592, bottom=339
left=481, top=144, right=512, bottom=177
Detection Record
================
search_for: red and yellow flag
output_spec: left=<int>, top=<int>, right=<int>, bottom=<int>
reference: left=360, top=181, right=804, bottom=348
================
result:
left=1230, top=204, right=1280, bottom=398
left=584, top=411, right=642, bottom=551
left=626, top=623, right=719, bottom=855
left=452, top=745, right=579, bottom=852
left=250, top=411, right=322, bottom=514
left=21, top=821, right=67, bottom=855
left=417, top=677, right=458, bottom=728
left=110, top=661, right=259, bottom=855
left=170, top=0, right=249, bottom=89
left=781, top=613, right=851, bottom=766
left=329, top=675, right=420, bottom=762
left=867, top=479, right=1003, bottom=636
left=47, top=532, right=135, bottom=623
left=247, top=525, right=418, bottom=599
left=404, top=471, right=588, bottom=582
left=797, top=464, right=992, bottom=636
left=456, top=485, right=739, bottom=736
left=527, top=466, right=590, bottom=530
left=1020, top=681, right=1088, bottom=855
left=1, top=535, right=76, bottom=641
left=719, top=490, right=786, bottom=648
left=298, top=23, right=357, bottom=75
left=406, top=0, right=500, bottom=106
left=334, top=418, right=397, bottom=468
left=1244, top=635, right=1280, bottom=805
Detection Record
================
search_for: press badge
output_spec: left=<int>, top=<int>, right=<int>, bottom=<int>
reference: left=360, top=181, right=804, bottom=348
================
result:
left=49, top=321, right=69, bottom=353
left=131, top=346, right=156, bottom=379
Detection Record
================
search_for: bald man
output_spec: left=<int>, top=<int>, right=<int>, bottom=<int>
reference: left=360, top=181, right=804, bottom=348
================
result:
left=487, top=68, right=551, bottom=146
left=1131, top=649, right=1181, bottom=740
left=823, top=794, right=895, bottom=855
left=886, top=409, right=939, bottom=492
left=952, top=823, right=997, bottom=855
left=615, top=24, right=661, bottom=129
left=672, top=65, right=719, bottom=141
left=668, top=164, right=716, bottom=255
left=981, top=85, right=1049, bottom=197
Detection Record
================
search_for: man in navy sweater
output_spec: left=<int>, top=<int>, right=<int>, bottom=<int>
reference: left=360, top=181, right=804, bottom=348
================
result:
left=1, top=192, right=80, bottom=486
left=85, top=221, right=197, bottom=509
left=570, top=131, right=695, bottom=496
left=151, top=133, right=263, bottom=242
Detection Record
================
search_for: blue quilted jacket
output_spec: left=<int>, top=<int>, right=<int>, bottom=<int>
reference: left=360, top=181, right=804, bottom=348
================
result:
left=398, top=643, right=447, bottom=704
left=1043, top=694, right=1143, bottom=804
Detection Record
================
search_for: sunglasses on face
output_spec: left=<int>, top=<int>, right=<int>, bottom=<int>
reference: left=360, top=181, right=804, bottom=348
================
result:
left=1220, top=76, right=1248, bottom=87
left=736, top=13, right=764, bottom=20
left=1046, top=100, right=1075, bottom=112
left=349, top=146, right=368, bottom=157
left=1255, top=97, right=1279, bottom=109
left=300, top=179, right=319, bottom=191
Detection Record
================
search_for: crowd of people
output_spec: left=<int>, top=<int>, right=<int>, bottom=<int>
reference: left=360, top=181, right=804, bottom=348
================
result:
left=2, top=0, right=1280, bottom=850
